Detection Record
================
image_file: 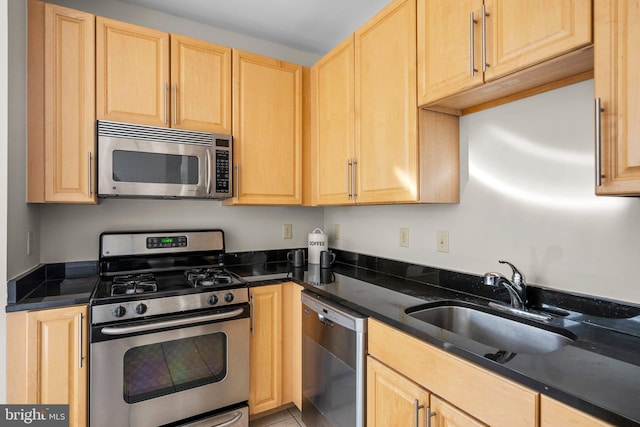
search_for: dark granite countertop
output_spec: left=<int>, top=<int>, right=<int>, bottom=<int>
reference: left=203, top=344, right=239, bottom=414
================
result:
left=226, top=249, right=640, bottom=427
left=7, top=249, right=640, bottom=425
left=6, top=261, right=98, bottom=312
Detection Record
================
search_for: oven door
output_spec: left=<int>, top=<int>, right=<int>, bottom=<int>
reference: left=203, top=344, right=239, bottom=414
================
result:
left=98, top=135, right=213, bottom=198
left=90, top=306, right=249, bottom=427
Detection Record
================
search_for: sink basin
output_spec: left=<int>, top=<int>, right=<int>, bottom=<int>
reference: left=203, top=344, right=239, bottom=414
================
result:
left=406, top=302, right=576, bottom=355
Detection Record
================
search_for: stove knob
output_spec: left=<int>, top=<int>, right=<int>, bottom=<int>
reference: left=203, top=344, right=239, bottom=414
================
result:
left=208, top=295, right=219, bottom=305
left=113, top=306, right=126, bottom=318
left=224, top=293, right=234, bottom=303
left=135, top=303, right=148, bottom=315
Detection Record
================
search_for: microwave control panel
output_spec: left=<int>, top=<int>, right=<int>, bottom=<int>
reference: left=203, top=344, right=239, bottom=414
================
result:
left=215, top=140, right=231, bottom=195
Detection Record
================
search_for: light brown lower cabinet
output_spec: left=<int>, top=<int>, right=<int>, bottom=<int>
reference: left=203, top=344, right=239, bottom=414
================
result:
left=7, top=305, right=88, bottom=427
left=368, top=355, right=486, bottom=427
left=540, top=395, right=615, bottom=427
left=368, top=318, right=537, bottom=426
left=249, top=282, right=302, bottom=416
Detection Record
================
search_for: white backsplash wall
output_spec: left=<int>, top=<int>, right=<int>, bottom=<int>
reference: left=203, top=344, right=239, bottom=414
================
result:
left=325, top=80, right=640, bottom=305
left=40, top=200, right=321, bottom=262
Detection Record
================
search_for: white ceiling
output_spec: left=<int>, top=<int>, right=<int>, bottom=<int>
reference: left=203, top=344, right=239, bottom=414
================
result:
left=120, top=0, right=392, bottom=55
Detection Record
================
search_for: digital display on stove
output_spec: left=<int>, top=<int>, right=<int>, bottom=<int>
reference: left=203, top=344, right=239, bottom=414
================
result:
left=146, top=236, right=188, bottom=249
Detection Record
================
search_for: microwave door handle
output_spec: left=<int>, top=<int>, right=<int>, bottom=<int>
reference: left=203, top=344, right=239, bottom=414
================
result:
left=206, top=148, right=212, bottom=195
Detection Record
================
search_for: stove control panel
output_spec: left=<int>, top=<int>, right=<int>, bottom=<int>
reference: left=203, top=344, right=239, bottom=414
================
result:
left=91, top=288, right=249, bottom=325
left=146, top=236, right=188, bottom=249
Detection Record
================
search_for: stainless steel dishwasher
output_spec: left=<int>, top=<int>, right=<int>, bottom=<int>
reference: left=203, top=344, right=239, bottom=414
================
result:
left=301, top=291, right=367, bottom=427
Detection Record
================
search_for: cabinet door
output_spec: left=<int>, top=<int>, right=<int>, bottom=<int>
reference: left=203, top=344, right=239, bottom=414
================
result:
left=249, top=285, right=283, bottom=415
left=367, top=356, right=430, bottom=427
left=8, top=306, right=88, bottom=427
left=28, top=2, right=96, bottom=203
left=229, top=50, right=302, bottom=205
left=311, top=35, right=356, bottom=205
left=595, top=0, right=640, bottom=195
left=96, top=17, right=169, bottom=127
left=540, top=395, right=614, bottom=427
left=418, top=0, right=484, bottom=105
left=485, top=0, right=592, bottom=82
left=355, top=0, right=418, bottom=204
left=282, top=282, right=303, bottom=410
left=431, top=395, right=487, bottom=427
left=170, top=35, right=231, bottom=133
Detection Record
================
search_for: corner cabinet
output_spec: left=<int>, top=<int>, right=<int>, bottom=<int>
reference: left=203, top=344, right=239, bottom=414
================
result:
left=27, top=1, right=96, bottom=204
left=225, top=51, right=303, bottom=205
left=7, top=305, right=88, bottom=427
left=594, top=0, right=640, bottom=195
left=96, top=18, right=231, bottom=133
left=311, top=0, right=460, bottom=206
left=419, top=0, right=593, bottom=109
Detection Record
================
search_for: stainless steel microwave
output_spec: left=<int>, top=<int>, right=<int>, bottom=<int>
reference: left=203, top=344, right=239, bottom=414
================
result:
left=97, top=120, right=232, bottom=199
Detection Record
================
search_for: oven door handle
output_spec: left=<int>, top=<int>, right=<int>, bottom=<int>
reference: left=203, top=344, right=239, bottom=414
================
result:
left=100, top=308, right=245, bottom=335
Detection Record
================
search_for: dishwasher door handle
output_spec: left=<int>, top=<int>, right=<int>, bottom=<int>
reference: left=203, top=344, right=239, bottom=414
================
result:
left=317, top=313, right=335, bottom=327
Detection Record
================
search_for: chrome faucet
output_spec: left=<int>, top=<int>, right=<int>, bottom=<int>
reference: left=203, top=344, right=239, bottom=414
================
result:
left=483, top=260, right=527, bottom=310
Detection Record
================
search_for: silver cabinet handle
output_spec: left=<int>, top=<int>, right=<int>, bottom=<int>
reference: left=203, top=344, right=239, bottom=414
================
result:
left=173, top=83, right=178, bottom=125
left=234, top=163, right=239, bottom=201
left=351, top=158, right=357, bottom=198
left=595, top=98, right=603, bottom=186
left=347, top=158, right=353, bottom=199
left=101, top=308, right=244, bottom=335
left=206, top=149, right=212, bottom=195
left=87, top=152, right=92, bottom=198
left=426, top=407, right=435, bottom=427
left=414, top=400, right=424, bottom=427
left=78, top=312, right=84, bottom=368
left=470, top=12, right=477, bottom=76
left=250, top=294, right=255, bottom=336
left=482, top=5, right=489, bottom=72
left=164, top=82, right=169, bottom=124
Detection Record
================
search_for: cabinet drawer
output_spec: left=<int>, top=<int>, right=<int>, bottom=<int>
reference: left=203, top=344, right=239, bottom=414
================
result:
left=368, top=319, right=538, bottom=426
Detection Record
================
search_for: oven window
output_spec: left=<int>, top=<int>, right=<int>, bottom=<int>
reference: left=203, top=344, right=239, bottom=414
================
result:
left=112, top=150, right=199, bottom=184
left=123, top=332, right=227, bottom=403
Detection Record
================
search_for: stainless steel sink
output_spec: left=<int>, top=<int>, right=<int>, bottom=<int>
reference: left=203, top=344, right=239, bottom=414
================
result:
left=406, top=302, right=576, bottom=355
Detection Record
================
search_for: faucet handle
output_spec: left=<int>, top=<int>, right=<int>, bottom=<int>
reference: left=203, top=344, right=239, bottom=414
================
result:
left=498, top=260, right=526, bottom=285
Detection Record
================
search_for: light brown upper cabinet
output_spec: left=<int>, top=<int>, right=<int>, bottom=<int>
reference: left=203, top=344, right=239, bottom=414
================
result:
left=419, top=0, right=593, bottom=110
left=594, top=0, right=640, bottom=196
left=311, top=0, right=459, bottom=205
left=170, top=35, right=231, bottom=133
left=355, top=0, right=419, bottom=204
left=96, top=19, right=231, bottom=133
left=28, top=0, right=96, bottom=204
left=224, top=50, right=302, bottom=205
left=311, top=36, right=355, bottom=205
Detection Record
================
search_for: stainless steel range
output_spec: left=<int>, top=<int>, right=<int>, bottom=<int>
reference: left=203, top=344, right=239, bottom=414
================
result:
left=90, top=230, right=249, bottom=427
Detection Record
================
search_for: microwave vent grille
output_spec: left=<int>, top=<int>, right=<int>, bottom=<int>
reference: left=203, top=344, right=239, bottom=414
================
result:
left=97, top=120, right=218, bottom=145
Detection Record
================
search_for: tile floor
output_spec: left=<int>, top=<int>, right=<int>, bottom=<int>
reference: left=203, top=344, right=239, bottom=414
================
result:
left=249, top=407, right=306, bottom=427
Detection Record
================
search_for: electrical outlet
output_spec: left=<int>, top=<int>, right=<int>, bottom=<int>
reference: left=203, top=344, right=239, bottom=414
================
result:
left=335, top=224, right=341, bottom=240
left=283, top=224, right=293, bottom=239
left=399, top=227, right=409, bottom=247
left=437, top=230, right=449, bottom=253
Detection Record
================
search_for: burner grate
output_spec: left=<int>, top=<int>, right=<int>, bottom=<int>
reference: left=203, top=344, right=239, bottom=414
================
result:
left=184, top=268, right=234, bottom=287
left=111, top=273, right=158, bottom=296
